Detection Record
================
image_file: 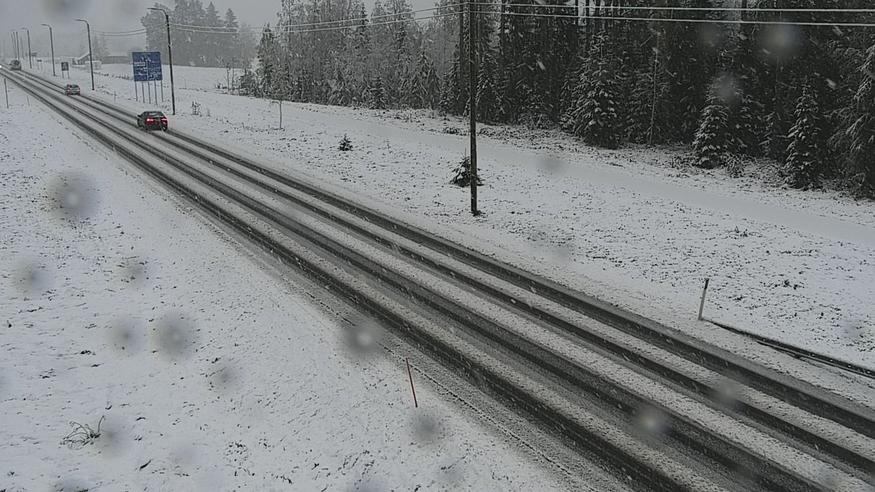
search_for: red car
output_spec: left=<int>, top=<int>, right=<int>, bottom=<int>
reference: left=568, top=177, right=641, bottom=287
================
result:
left=136, top=111, right=168, bottom=131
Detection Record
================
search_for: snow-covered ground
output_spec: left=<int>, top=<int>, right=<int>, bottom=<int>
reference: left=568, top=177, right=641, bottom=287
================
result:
left=0, top=78, right=586, bottom=491
left=74, top=63, right=236, bottom=93
left=32, top=64, right=875, bottom=371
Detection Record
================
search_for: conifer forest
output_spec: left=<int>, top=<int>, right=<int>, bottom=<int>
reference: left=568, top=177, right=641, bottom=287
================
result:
left=229, top=1, right=871, bottom=195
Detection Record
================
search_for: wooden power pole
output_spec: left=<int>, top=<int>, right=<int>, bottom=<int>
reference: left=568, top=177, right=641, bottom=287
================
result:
left=468, top=0, right=479, bottom=216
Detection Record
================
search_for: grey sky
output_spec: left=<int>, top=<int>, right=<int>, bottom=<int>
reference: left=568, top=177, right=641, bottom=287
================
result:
left=2, top=0, right=435, bottom=58
left=1, top=0, right=281, bottom=57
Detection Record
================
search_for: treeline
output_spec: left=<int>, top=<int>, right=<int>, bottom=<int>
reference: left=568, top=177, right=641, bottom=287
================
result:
left=141, top=1, right=256, bottom=69
left=242, top=0, right=875, bottom=196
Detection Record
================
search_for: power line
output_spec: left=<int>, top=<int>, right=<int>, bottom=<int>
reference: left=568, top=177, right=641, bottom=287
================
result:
left=94, top=30, right=148, bottom=37
left=170, top=4, right=462, bottom=33
left=490, top=4, right=875, bottom=14
left=479, top=10, right=875, bottom=29
left=174, top=12, right=457, bottom=36
left=93, top=27, right=148, bottom=35
left=90, top=3, right=875, bottom=39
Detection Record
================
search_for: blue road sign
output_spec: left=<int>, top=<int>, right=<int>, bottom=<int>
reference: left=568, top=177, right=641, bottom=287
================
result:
left=132, top=52, right=162, bottom=82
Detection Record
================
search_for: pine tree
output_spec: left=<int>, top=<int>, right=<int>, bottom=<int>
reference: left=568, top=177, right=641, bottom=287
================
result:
left=693, top=75, right=735, bottom=169
left=223, top=8, right=242, bottom=69
left=847, top=43, right=875, bottom=196
left=661, top=0, right=722, bottom=142
left=729, top=32, right=766, bottom=156
left=558, top=55, right=584, bottom=132
left=765, top=109, right=791, bottom=161
left=204, top=2, right=221, bottom=66
left=785, top=83, right=826, bottom=189
left=369, top=77, right=387, bottom=109
left=476, top=49, right=501, bottom=122
left=572, top=34, right=620, bottom=149
left=410, top=51, right=440, bottom=109
left=440, top=48, right=466, bottom=115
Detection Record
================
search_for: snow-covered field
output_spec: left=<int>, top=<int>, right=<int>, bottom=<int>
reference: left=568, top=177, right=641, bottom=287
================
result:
left=75, top=63, right=235, bottom=93
left=33, top=64, right=875, bottom=371
left=0, top=79, right=583, bottom=491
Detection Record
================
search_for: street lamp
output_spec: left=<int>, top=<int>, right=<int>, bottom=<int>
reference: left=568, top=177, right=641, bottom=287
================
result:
left=13, top=31, right=21, bottom=61
left=75, top=19, right=95, bottom=91
left=148, top=7, right=175, bottom=115
left=20, top=28, right=31, bottom=68
left=41, top=23, right=55, bottom=76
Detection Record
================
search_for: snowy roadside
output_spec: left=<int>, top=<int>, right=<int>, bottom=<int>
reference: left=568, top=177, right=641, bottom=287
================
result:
left=39, top=66, right=875, bottom=371
left=0, top=79, right=578, bottom=491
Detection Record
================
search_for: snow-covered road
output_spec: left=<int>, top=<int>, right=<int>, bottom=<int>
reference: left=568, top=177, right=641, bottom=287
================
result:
left=39, top=64, right=875, bottom=369
left=0, top=76, right=587, bottom=491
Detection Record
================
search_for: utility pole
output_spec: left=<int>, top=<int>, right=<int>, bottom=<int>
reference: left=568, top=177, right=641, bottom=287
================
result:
left=149, top=7, right=176, bottom=115
left=20, top=28, right=32, bottom=68
left=458, top=0, right=464, bottom=105
left=468, top=0, right=479, bottom=216
left=75, top=19, right=95, bottom=91
left=41, top=24, right=55, bottom=76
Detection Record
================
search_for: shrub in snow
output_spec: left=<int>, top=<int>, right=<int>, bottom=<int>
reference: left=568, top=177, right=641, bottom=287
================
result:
left=451, top=156, right=482, bottom=187
left=61, top=416, right=105, bottom=449
left=338, top=134, right=353, bottom=151
left=724, top=154, right=746, bottom=179
left=784, top=83, right=827, bottom=189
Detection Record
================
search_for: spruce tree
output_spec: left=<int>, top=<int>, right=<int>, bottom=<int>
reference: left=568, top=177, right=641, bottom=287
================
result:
left=847, top=43, right=875, bottom=196
left=440, top=49, right=466, bottom=115
left=204, top=2, right=221, bottom=66
left=573, top=34, right=620, bottom=149
left=256, top=25, right=277, bottom=98
left=369, top=77, right=387, bottom=109
left=785, top=83, right=826, bottom=189
left=729, top=32, right=766, bottom=156
left=416, top=51, right=440, bottom=109
left=693, top=75, right=735, bottom=169
left=476, top=49, right=501, bottom=122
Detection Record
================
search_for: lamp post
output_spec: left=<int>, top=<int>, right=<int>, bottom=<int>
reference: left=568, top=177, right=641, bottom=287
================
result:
left=20, top=28, right=31, bottom=68
left=75, top=19, right=95, bottom=90
left=148, top=7, right=175, bottom=115
left=41, top=24, right=55, bottom=76
left=12, top=31, right=21, bottom=62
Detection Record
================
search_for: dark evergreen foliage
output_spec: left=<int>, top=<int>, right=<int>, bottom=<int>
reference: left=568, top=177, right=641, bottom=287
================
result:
left=451, top=156, right=482, bottom=187
left=234, top=1, right=875, bottom=196
left=785, top=83, right=827, bottom=189
left=569, top=33, right=620, bottom=148
left=141, top=1, right=254, bottom=69
left=694, top=75, right=734, bottom=169
left=845, top=43, right=875, bottom=195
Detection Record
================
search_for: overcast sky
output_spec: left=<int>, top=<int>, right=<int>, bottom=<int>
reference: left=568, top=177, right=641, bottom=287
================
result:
left=0, top=0, right=284, bottom=57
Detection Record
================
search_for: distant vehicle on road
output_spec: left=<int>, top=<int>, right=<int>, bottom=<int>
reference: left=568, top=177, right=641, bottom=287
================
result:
left=9, top=60, right=22, bottom=71
left=136, top=111, right=168, bottom=132
left=64, top=84, right=81, bottom=96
